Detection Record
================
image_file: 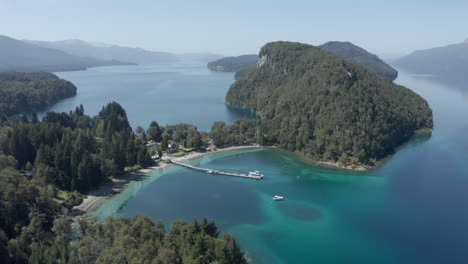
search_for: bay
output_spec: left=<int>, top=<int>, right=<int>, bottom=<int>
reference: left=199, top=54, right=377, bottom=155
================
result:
left=39, top=61, right=248, bottom=131
left=46, top=62, right=468, bottom=264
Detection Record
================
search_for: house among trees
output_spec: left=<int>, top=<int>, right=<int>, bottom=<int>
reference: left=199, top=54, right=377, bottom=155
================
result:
left=146, top=140, right=159, bottom=149
left=167, top=143, right=180, bottom=153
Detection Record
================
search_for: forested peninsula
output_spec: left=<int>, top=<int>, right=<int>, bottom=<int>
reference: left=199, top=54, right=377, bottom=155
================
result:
left=0, top=72, right=77, bottom=116
left=208, top=42, right=398, bottom=82
left=226, top=41, right=433, bottom=168
left=207, top=54, right=258, bottom=72
left=0, top=102, right=246, bottom=263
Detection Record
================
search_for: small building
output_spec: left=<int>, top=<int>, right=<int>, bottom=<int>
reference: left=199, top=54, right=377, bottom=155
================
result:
left=146, top=140, right=159, bottom=149
left=167, top=143, right=180, bottom=153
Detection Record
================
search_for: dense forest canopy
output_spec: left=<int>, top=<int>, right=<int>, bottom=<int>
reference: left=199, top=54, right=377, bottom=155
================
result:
left=208, top=42, right=398, bottom=82
left=319, top=41, right=398, bottom=80
left=0, top=166, right=245, bottom=263
left=0, top=102, right=246, bottom=263
left=0, top=102, right=152, bottom=193
left=207, top=55, right=258, bottom=72
left=226, top=41, right=433, bottom=165
left=0, top=72, right=77, bottom=116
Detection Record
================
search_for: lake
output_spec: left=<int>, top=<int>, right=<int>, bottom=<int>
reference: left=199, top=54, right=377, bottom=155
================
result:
left=48, top=62, right=468, bottom=263
left=40, top=61, right=248, bottom=131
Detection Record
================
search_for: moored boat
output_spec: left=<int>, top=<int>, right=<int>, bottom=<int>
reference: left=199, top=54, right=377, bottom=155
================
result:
left=273, top=195, right=284, bottom=201
left=248, top=170, right=264, bottom=178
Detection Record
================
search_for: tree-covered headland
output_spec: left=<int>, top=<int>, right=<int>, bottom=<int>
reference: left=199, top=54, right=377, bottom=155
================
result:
left=226, top=41, right=433, bottom=167
left=0, top=72, right=77, bottom=116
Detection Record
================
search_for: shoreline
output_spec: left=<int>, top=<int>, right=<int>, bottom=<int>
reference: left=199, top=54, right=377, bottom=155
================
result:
left=73, top=129, right=432, bottom=217
left=71, top=144, right=262, bottom=217
left=271, top=148, right=373, bottom=172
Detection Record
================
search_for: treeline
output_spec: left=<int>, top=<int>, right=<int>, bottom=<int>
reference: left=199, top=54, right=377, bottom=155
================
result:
left=137, top=119, right=258, bottom=153
left=210, top=119, right=256, bottom=147
left=71, top=216, right=246, bottom=264
left=226, top=41, right=433, bottom=165
left=0, top=101, right=247, bottom=263
left=0, top=167, right=246, bottom=263
left=207, top=55, right=258, bottom=72
left=0, top=102, right=152, bottom=193
left=0, top=72, right=77, bottom=116
left=139, top=121, right=206, bottom=151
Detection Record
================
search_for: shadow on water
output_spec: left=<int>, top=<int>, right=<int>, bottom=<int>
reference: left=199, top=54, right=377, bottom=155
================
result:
left=225, top=103, right=256, bottom=120
left=275, top=201, right=322, bottom=222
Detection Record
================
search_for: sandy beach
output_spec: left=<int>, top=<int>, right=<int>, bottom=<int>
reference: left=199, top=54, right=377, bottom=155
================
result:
left=72, top=144, right=262, bottom=216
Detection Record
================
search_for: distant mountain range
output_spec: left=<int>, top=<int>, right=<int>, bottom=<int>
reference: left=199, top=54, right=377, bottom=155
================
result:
left=393, top=39, right=468, bottom=83
left=207, top=42, right=398, bottom=81
left=319, top=41, right=398, bottom=80
left=0, top=35, right=134, bottom=72
left=0, top=35, right=223, bottom=72
left=24, top=39, right=178, bottom=65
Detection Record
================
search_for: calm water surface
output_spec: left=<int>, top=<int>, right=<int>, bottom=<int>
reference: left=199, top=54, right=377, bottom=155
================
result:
left=40, top=62, right=247, bottom=130
left=51, top=64, right=468, bottom=264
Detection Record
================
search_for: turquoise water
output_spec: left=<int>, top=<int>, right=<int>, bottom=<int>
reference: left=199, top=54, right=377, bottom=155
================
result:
left=51, top=64, right=468, bottom=263
left=40, top=62, right=248, bottom=131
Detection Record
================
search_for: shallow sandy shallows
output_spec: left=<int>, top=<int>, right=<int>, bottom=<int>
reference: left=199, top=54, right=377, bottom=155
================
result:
left=72, top=145, right=262, bottom=216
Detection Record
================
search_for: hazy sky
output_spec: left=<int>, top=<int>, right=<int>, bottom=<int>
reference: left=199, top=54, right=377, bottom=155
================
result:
left=1, top=0, right=467, bottom=58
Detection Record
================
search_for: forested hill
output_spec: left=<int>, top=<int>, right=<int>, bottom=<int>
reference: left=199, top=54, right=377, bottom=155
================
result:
left=0, top=102, right=246, bottom=263
left=226, top=41, right=433, bottom=166
left=207, top=54, right=259, bottom=72
left=319, top=41, right=398, bottom=80
left=393, top=40, right=468, bottom=82
left=0, top=72, right=77, bottom=116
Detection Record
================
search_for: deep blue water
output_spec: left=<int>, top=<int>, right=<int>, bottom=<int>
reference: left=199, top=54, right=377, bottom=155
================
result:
left=40, top=62, right=248, bottom=131
left=47, top=64, right=468, bottom=264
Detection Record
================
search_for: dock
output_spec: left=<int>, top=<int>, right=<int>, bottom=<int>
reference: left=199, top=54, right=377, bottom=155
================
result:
left=169, top=160, right=263, bottom=180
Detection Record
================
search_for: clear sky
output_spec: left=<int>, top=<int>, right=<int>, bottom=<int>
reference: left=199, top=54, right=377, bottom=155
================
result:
left=0, top=0, right=467, bottom=58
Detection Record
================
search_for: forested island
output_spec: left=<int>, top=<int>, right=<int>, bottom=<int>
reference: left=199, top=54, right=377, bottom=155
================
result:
left=226, top=41, right=433, bottom=168
left=319, top=41, right=398, bottom=80
left=0, top=72, right=77, bottom=116
left=0, top=102, right=246, bottom=263
left=208, top=42, right=398, bottom=82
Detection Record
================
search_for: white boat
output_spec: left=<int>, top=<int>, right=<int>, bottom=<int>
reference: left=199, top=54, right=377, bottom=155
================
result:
left=248, top=170, right=264, bottom=178
left=273, top=195, right=284, bottom=201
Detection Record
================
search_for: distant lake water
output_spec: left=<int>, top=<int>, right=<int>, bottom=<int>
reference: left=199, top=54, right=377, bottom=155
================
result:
left=47, top=63, right=468, bottom=264
left=40, top=61, right=248, bottom=130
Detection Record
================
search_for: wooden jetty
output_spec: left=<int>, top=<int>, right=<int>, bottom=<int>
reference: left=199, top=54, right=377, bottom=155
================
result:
left=169, top=160, right=263, bottom=180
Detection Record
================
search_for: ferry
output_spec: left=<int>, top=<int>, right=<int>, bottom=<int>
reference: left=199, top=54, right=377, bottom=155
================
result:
left=248, top=170, right=264, bottom=178
left=273, top=195, right=284, bottom=201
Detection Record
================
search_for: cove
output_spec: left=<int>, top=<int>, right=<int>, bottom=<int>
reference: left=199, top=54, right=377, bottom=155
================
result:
left=46, top=62, right=468, bottom=264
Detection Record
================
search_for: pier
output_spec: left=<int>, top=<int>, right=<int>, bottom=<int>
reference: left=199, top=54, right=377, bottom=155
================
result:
left=169, top=160, right=263, bottom=180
